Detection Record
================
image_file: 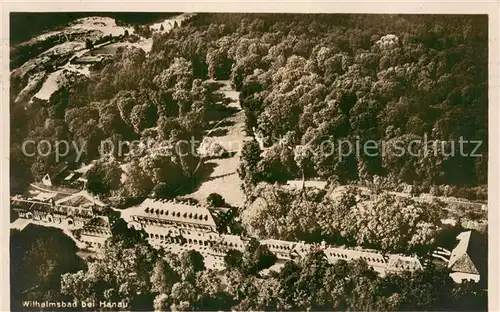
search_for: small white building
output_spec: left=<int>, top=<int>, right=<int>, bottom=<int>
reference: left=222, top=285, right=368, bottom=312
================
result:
left=448, top=231, right=485, bottom=283
left=285, top=180, right=328, bottom=191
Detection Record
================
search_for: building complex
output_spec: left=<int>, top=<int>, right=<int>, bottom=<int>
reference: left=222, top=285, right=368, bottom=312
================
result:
left=10, top=185, right=482, bottom=282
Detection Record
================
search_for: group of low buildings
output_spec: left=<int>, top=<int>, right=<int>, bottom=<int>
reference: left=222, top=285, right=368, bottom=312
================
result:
left=10, top=179, right=486, bottom=283
left=11, top=189, right=113, bottom=250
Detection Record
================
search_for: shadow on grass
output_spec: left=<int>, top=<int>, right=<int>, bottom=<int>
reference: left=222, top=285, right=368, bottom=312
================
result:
left=207, top=128, right=229, bottom=137
left=206, top=171, right=236, bottom=182
left=176, top=161, right=218, bottom=196
left=206, top=106, right=239, bottom=122
left=215, top=120, right=235, bottom=128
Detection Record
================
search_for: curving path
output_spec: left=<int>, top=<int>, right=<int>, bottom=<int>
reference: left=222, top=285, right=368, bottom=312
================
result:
left=186, top=80, right=250, bottom=207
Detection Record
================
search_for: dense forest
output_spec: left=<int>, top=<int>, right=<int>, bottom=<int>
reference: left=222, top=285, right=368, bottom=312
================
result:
left=11, top=13, right=488, bottom=200
left=10, top=225, right=86, bottom=310
left=223, top=14, right=488, bottom=191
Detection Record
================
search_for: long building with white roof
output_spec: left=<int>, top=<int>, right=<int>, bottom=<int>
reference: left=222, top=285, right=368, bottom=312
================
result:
left=12, top=194, right=424, bottom=276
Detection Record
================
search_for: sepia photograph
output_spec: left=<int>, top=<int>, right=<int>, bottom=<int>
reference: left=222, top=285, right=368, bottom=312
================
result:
left=5, top=3, right=495, bottom=311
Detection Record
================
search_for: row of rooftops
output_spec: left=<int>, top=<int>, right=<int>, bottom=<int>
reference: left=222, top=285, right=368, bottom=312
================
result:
left=257, top=238, right=421, bottom=272
left=131, top=198, right=232, bottom=229
left=143, top=206, right=211, bottom=222
left=13, top=192, right=421, bottom=269
left=143, top=229, right=422, bottom=273
left=10, top=193, right=441, bottom=275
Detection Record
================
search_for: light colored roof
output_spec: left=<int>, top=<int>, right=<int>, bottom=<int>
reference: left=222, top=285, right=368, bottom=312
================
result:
left=386, top=255, right=423, bottom=272
left=182, top=230, right=216, bottom=241
left=448, top=231, right=480, bottom=275
left=219, top=234, right=247, bottom=251
left=64, top=173, right=76, bottom=180
left=324, top=246, right=386, bottom=264
left=261, top=238, right=296, bottom=252
left=11, top=218, right=31, bottom=231
left=449, top=232, right=472, bottom=263
left=134, top=198, right=217, bottom=228
left=290, top=242, right=311, bottom=257
left=75, top=55, right=105, bottom=63
left=33, top=192, right=58, bottom=201
left=285, top=180, right=328, bottom=190
left=55, top=190, right=106, bottom=207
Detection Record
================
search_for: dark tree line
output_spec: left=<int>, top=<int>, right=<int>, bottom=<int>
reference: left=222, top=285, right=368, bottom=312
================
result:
left=10, top=225, right=86, bottom=311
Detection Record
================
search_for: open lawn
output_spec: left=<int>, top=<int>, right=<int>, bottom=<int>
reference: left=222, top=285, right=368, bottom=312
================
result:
left=182, top=80, right=249, bottom=208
